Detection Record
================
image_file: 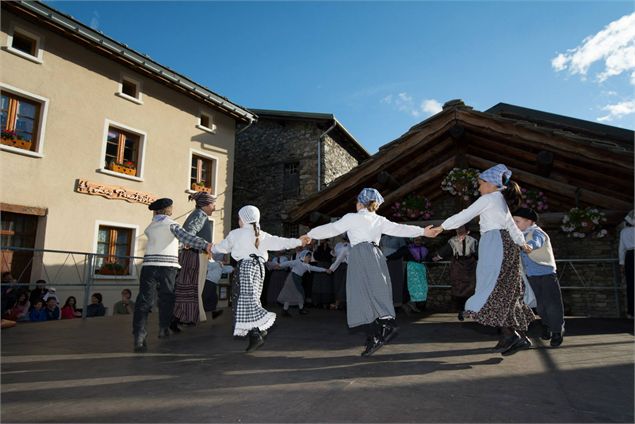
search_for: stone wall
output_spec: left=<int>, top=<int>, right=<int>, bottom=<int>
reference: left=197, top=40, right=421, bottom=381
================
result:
left=322, top=133, right=361, bottom=188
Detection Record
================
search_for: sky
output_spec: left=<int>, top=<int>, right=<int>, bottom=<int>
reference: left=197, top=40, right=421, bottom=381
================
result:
left=47, top=0, right=635, bottom=153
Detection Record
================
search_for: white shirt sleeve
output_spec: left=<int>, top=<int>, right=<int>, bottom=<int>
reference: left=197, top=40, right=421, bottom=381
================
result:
left=380, top=217, right=424, bottom=238
left=329, top=248, right=348, bottom=271
left=276, top=260, right=295, bottom=270
left=441, top=195, right=490, bottom=230
left=212, top=232, right=234, bottom=254
left=307, top=214, right=354, bottom=240
left=505, top=213, right=528, bottom=246
left=260, top=232, right=302, bottom=252
left=306, top=264, right=328, bottom=273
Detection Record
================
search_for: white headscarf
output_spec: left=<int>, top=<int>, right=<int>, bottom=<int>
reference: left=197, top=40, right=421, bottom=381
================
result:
left=238, top=205, right=260, bottom=225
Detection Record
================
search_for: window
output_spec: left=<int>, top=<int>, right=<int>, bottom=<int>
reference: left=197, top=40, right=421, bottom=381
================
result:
left=7, top=27, right=42, bottom=63
left=95, top=225, right=133, bottom=276
left=121, top=79, right=138, bottom=98
left=190, top=153, right=216, bottom=193
left=283, top=162, right=300, bottom=198
left=196, top=112, right=216, bottom=133
left=200, top=114, right=210, bottom=128
left=116, top=76, right=143, bottom=104
left=1, top=92, right=41, bottom=152
left=104, top=126, right=141, bottom=176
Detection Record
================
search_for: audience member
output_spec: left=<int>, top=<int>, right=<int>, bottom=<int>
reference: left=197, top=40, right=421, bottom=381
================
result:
left=113, top=289, right=135, bottom=315
left=86, top=293, right=106, bottom=317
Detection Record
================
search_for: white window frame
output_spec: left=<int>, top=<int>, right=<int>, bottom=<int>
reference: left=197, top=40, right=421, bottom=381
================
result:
left=92, top=220, right=139, bottom=280
left=5, top=25, right=44, bottom=64
left=0, top=82, right=48, bottom=158
left=98, top=119, right=147, bottom=182
left=115, top=74, right=143, bottom=105
left=187, top=148, right=219, bottom=194
left=209, top=218, right=216, bottom=243
left=196, top=111, right=217, bottom=134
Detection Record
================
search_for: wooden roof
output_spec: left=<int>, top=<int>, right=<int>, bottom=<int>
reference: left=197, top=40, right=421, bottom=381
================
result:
left=290, top=101, right=634, bottom=224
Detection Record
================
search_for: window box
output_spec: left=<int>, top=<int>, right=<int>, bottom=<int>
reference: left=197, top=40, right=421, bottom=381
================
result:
left=109, top=162, right=137, bottom=176
left=191, top=182, right=212, bottom=194
left=1, top=137, right=32, bottom=150
left=96, top=262, right=128, bottom=276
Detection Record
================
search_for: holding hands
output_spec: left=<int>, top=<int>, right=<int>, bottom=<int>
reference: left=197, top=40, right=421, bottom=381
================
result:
left=423, top=225, right=444, bottom=238
left=299, top=235, right=312, bottom=246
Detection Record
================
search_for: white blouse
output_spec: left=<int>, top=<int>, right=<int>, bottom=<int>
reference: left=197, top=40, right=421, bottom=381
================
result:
left=307, top=209, right=423, bottom=246
left=212, top=227, right=302, bottom=261
left=276, top=259, right=327, bottom=277
left=441, top=191, right=525, bottom=246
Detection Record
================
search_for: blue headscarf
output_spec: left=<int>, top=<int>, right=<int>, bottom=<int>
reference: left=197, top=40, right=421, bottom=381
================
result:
left=357, top=188, right=384, bottom=206
left=479, top=164, right=511, bottom=190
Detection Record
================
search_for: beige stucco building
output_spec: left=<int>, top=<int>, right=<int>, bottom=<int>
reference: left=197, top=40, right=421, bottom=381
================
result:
left=0, top=1, right=255, bottom=311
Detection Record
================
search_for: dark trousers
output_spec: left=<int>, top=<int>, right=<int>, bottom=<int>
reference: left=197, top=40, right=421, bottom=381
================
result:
left=527, top=273, right=565, bottom=333
left=202, top=279, right=219, bottom=312
left=133, top=266, right=178, bottom=339
left=625, top=250, right=634, bottom=316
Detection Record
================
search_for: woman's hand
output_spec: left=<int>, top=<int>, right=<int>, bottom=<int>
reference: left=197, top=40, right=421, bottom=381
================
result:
left=299, top=235, right=312, bottom=246
left=423, top=225, right=443, bottom=238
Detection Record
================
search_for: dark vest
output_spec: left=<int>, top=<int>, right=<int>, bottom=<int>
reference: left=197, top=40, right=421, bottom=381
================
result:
left=183, top=208, right=213, bottom=243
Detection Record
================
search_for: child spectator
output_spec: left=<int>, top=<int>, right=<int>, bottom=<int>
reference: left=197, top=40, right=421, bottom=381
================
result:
left=513, top=208, right=565, bottom=347
left=113, top=289, right=135, bottom=315
left=29, top=299, right=47, bottom=322
left=29, top=280, right=48, bottom=305
left=5, top=291, right=30, bottom=321
left=45, top=297, right=61, bottom=320
left=86, top=293, right=106, bottom=317
left=61, top=296, right=82, bottom=319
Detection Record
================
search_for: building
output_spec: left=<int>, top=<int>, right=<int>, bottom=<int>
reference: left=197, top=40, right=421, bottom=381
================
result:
left=291, top=99, right=634, bottom=317
left=1, top=1, right=255, bottom=310
left=233, top=109, right=369, bottom=237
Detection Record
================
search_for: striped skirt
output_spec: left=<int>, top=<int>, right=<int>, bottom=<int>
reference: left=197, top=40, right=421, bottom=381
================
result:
left=233, top=256, right=276, bottom=337
left=346, top=242, right=395, bottom=328
left=464, top=230, right=535, bottom=331
left=174, top=250, right=207, bottom=324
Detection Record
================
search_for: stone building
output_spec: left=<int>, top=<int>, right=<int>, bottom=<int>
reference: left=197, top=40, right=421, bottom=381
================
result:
left=291, top=100, right=634, bottom=317
left=233, top=109, right=369, bottom=237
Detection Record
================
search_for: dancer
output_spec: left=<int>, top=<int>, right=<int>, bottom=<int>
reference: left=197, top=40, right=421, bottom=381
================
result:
left=432, top=226, right=478, bottom=321
left=512, top=208, right=565, bottom=347
left=619, top=210, right=634, bottom=319
left=306, top=188, right=440, bottom=356
left=276, top=250, right=331, bottom=316
left=329, top=237, right=350, bottom=310
left=433, top=164, right=534, bottom=356
left=212, top=205, right=309, bottom=352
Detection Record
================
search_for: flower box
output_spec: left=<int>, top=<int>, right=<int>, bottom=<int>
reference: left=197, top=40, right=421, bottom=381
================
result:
left=109, top=162, right=137, bottom=176
left=561, top=207, right=607, bottom=238
left=1, top=137, right=32, bottom=150
left=1, top=137, right=16, bottom=147
left=191, top=183, right=212, bottom=193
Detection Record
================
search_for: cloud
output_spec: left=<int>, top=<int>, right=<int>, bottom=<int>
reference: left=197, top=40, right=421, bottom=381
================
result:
left=551, top=12, right=635, bottom=83
left=90, top=11, right=100, bottom=30
left=382, top=92, right=442, bottom=118
left=597, top=99, right=635, bottom=122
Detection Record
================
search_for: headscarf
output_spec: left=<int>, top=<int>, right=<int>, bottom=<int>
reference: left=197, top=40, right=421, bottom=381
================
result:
left=625, top=210, right=634, bottom=226
left=239, top=205, right=260, bottom=225
left=297, top=250, right=312, bottom=261
left=357, top=188, right=384, bottom=206
left=479, top=164, right=512, bottom=190
left=189, top=192, right=216, bottom=208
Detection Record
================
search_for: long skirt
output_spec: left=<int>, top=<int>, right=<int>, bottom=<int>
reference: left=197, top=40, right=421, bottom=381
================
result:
left=406, top=261, right=428, bottom=302
left=464, top=230, right=535, bottom=331
left=346, top=242, right=395, bottom=328
left=174, top=250, right=207, bottom=324
left=277, top=273, right=305, bottom=306
left=233, top=256, right=276, bottom=337
left=311, top=262, right=334, bottom=305
left=266, top=270, right=288, bottom=305
left=333, top=263, right=348, bottom=303
left=450, top=255, right=477, bottom=298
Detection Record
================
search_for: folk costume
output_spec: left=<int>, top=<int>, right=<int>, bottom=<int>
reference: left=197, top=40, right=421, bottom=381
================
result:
left=276, top=251, right=328, bottom=314
left=212, top=205, right=302, bottom=352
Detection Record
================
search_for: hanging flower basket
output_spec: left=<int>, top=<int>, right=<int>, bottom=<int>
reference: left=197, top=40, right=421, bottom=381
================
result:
left=191, top=182, right=212, bottom=194
left=389, top=193, right=433, bottom=222
left=441, top=167, right=480, bottom=202
left=521, top=188, right=549, bottom=212
left=561, top=207, right=607, bottom=238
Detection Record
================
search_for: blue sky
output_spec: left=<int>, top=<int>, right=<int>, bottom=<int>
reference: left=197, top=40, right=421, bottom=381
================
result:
left=48, top=1, right=634, bottom=153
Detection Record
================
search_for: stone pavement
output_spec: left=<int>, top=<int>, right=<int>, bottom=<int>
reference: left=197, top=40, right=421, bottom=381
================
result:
left=1, top=308, right=633, bottom=423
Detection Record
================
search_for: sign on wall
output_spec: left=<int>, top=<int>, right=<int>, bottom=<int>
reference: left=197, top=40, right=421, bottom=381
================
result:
left=75, top=179, right=157, bottom=205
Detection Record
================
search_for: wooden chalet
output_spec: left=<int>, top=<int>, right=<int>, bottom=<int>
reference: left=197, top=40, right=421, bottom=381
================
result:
left=290, top=100, right=634, bottom=226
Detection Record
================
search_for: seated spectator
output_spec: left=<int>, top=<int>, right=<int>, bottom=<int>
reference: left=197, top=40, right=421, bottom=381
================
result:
left=4, top=291, right=30, bottom=322
left=86, top=293, right=106, bottom=317
left=113, top=289, right=135, bottom=315
left=45, top=297, right=60, bottom=320
left=42, top=288, right=60, bottom=306
left=1, top=272, right=19, bottom=315
left=29, top=280, right=49, bottom=305
left=61, top=296, right=82, bottom=319
left=29, top=299, right=47, bottom=322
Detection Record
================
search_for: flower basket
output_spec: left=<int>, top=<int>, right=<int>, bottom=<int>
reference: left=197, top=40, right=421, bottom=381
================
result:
left=109, top=162, right=137, bottom=176
left=561, top=207, right=607, bottom=238
left=521, top=188, right=548, bottom=212
left=13, top=139, right=32, bottom=150
left=97, top=262, right=128, bottom=275
left=389, top=193, right=433, bottom=222
left=441, top=168, right=480, bottom=202
left=1, top=137, right=16, bottom=147
left=191, top=182, right=212, bottom=194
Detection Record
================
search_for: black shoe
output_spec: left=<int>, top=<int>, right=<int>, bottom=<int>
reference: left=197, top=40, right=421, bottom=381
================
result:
left=246, top=328, right=265, bottom=353
left=282, top=309, right=292, bottom=317
left=457, top=311, right=465, bottom=321
left=550, top=332, right=564, bottom=347
left=361, top=336, right=384, bottom=357
left=299, top=308, right=308, bottom=315
left=169, top=320, right=182, bottom=333
left=501, top=335, right=532, bottom=356
left=212, top=310, right=224, bottom=320
left=260, top=329, right=268, bottom=338
left=494, top=334, right=518, bottom=352
left=540, top=326, right=552, bottom=341
left=133, top=336, right=147, bottom=353
left=158, top=328, right=170, bottom=339
left=379, top=320, right=399, bottom=344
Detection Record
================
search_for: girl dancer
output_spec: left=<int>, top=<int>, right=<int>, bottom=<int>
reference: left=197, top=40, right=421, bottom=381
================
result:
left=434, top=164, right=535, bottom=356
left=307, top=188, right=439, bottom=356
left=212, top=205, right=309, bottom=352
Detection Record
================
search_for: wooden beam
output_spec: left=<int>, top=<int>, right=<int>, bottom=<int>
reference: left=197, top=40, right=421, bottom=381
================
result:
left=466, top=155, right=633, bottom=210
left=0, top=203, right=47, bottom=216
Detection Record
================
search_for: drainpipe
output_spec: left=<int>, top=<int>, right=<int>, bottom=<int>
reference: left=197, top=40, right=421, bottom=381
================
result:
left=318, top=119, right=337, bottom=192
left=236, top=117, right=256, bottom=135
